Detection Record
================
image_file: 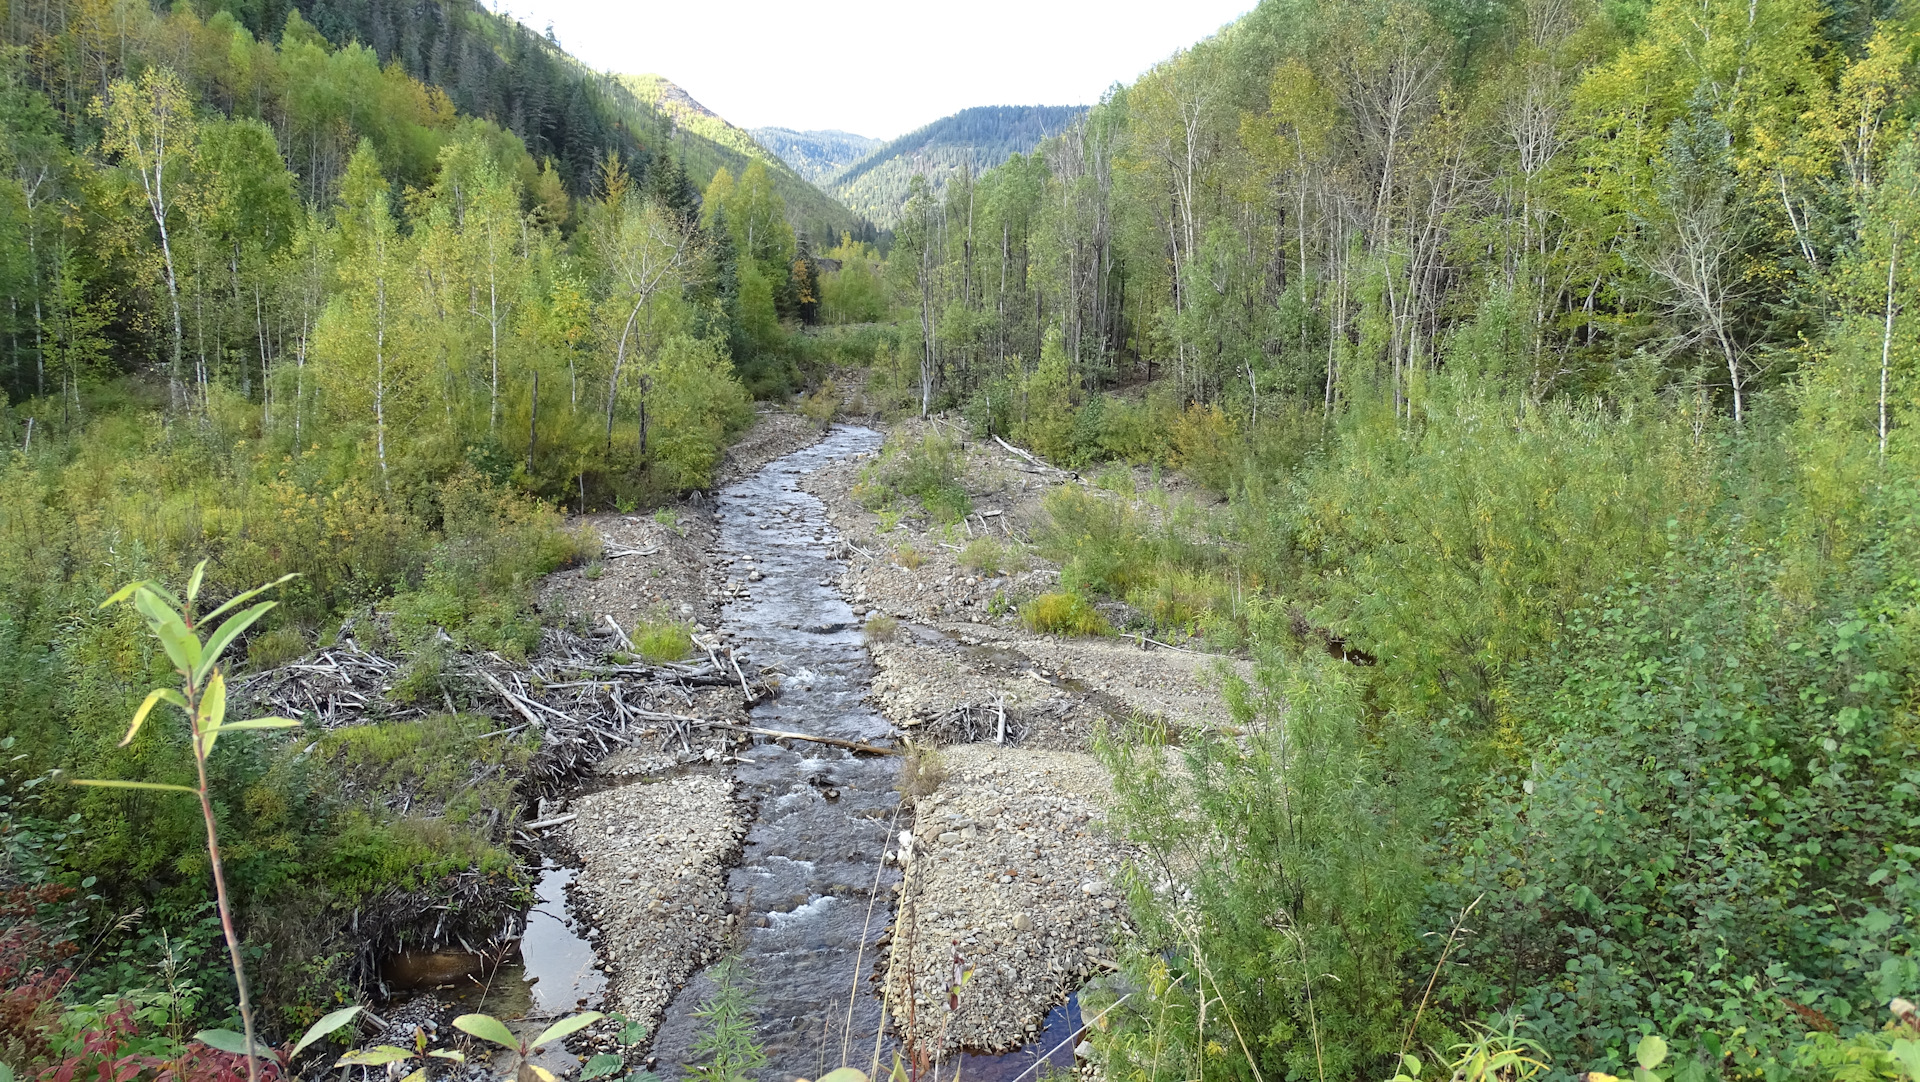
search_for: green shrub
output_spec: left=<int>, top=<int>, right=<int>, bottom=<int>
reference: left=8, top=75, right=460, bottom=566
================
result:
left=1020, top=592, right=1110, bottom=636
left=864, top=613, right=899, bottom=641
left=631, top=617, right=693, bottom=663
left=960, top=537, right=1003, bottom=577
left=1096, top=651, right=1425, bottom=1082
left=854, top=431, right=971, bottom=524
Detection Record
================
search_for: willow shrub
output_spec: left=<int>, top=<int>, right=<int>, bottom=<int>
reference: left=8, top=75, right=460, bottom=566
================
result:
left=1239, top=382, right=1719, bottom=725
left=1096, top=646, right=1430, bottom=1082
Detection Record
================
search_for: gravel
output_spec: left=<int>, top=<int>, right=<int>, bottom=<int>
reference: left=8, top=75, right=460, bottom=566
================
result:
left=884, top=746, right=1131, bottom=1054
left=564, top=773, right=745, bottom=1030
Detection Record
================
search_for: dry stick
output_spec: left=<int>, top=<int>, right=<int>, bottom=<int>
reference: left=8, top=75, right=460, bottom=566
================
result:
left=1398, top=893, right=1483, bottom=1065
left=728, top=648, right=752, bottom=700
left=478, top=670, right=543, bottom=729
left=602, top=614, right=634, bottom=651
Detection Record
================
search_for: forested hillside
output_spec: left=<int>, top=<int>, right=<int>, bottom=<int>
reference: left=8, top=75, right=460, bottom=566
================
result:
left=819, top=104, right=1085, bottom=225
left=0, top=0, right=874, bottom=1050
left=618, top=74, right=870, bottom=243
left=856, top=0, right=1920, bottom=1077
left=748, top=126, right=883, bottom=186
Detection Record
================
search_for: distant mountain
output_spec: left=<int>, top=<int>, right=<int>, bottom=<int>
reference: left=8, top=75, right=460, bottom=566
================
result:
left=749, top=128, right=884, bottom=186
left=823, top=105, right=1088, bottom=227
left=618, top=74, right=865, bottom=244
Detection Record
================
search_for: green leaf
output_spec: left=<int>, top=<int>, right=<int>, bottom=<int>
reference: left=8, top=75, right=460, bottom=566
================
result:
left=99, top=580, right=151, bottom=610
left=136, top=588, right=202, bottom=675
left=1636, top=1035, right=1668, bottom=1071
left=197, top=601, right=276, bottom=685
left=581, top=1054, right=625, bottom=1080
left=196, top=671, right=227, bottom=755
left=70, top=779, right=197, bottom=794
left=200, top=573, right=298, bottom=625
left=399, top=1068, right=426, bottom=1082
left=335, top=1046, right=415, bottom=1067
left=427, top=1050, right=466, bottom=1063
left=187, top=559, right=207, bottom=605
left=119, top=687, right=188, bottom=747
left=453, top=1013, right=522, bottom=1051
left=816, top=1069, right=869, bottom=1082
left=290, top=1005, right=363, bottom=1058
left=217, top=717, right=300, bottom=733
left=1890, top=1039, right=1920, bottom=1080
left=532, top=1011, right=603, bottom=1049
left=193, top=1029, right=252, bottom=1055
left=1400, top=1054, right=1422, bottom=1079
left=0, top=1058, right=15, bottom=1082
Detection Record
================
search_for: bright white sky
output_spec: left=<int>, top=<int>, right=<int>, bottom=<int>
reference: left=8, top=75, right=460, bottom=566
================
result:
left=493, top=0, right=1257, bottom=140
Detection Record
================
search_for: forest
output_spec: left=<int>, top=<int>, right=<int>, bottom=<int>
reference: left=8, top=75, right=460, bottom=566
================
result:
left=1, top=0, right=1919, bottom=1078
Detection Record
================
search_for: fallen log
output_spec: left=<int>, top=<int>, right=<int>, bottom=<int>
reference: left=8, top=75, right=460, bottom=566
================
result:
left=695, top=720, right=898, bottom=756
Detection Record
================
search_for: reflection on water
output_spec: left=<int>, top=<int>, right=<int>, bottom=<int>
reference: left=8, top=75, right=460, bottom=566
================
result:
left=381, top=861, right=600, bottom=1023
left=520, top=862, right=605, bottom=1017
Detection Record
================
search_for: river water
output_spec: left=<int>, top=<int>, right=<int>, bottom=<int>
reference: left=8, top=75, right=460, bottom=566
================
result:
left=645, top=425, right=902, bottom=1082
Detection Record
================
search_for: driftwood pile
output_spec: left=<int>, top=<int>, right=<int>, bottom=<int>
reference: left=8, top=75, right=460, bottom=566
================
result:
left=236, top=624, right=782, bottom=804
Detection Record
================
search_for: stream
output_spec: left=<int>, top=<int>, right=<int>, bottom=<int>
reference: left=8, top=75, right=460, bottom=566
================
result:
left=647, top=424, right=901, bottom=1082
left=478, top=425, right=1082, bottom=1082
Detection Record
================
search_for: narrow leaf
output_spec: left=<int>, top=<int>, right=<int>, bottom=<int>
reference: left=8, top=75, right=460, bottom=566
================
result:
left=217, top=718, right=300, bottom=733
left=427, top=1051, right=466, bottom=1063
left=186, top=560, right=207, bottom=605
left=197, top=601, right=276, bottom=684
left=533, top=1011, right=603, bottom=1048
left=816, top=1069, right=868, bottom=1082
left=70, top=779, right=197, bottom=794
left=136, top=590, right=202, bottom=674
left=119, top=687, right=186, bottom=747
left=452, top=1013, right=521, bottom=1051
left=200, top=573, right=298, bottom=625
left=290, top=1005, right=363, bottom=1058
left=196, top=671, right=228, bottom=756
left=193, top=1029, right=251, bottom=1055
left=334, top=1047, right=414, bottom=1067
left=399, top=1068, right=426, bottom=1082
left=99, top=580, right=150, bottom=610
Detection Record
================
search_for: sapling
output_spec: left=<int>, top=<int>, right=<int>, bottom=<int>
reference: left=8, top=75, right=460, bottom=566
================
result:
left=74, top=561, right=300, bottom=1082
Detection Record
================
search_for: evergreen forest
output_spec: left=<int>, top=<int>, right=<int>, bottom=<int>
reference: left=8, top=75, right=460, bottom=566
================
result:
left=4, top=0, right=1920, bottom=1080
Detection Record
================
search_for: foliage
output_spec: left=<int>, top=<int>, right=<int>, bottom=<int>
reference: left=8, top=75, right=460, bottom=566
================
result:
left=630, top=617, right=694, bottom=664
left=854, top=432, right=971, bottom=524
left=1019, top=592, right=1110, bottom=637
left=1096, top=649, right=1426, bottom=1082
left=685, top=958, right=767, bottom=1082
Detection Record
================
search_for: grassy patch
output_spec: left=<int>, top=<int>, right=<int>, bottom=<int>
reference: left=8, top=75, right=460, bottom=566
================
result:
left=864, top=613, right=900, bottom=641
left=632, top=616, right=694, bottom=663
left=894, top=545, right=926, bottom=570
left=961, top=537, right=1004, bottom=577
left=1021, top=591, right=1111, bottom=636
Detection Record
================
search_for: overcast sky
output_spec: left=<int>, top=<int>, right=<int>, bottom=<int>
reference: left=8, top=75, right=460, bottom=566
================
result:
left=493, top=0, right=1256, bottom=140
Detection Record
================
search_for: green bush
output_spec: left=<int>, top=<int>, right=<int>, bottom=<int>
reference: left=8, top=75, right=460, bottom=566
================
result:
left=854, top=431, right=971, bottom=524
left=960, top=537, right=1003, bottom=576
left=1020, top=592, right=1110, bottom=636
left=631, top=617, right=693, bottom=663
left=1432, top=529, right=1920, bottom=1075
left=1096, top=651, right=1426, bottom=1082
